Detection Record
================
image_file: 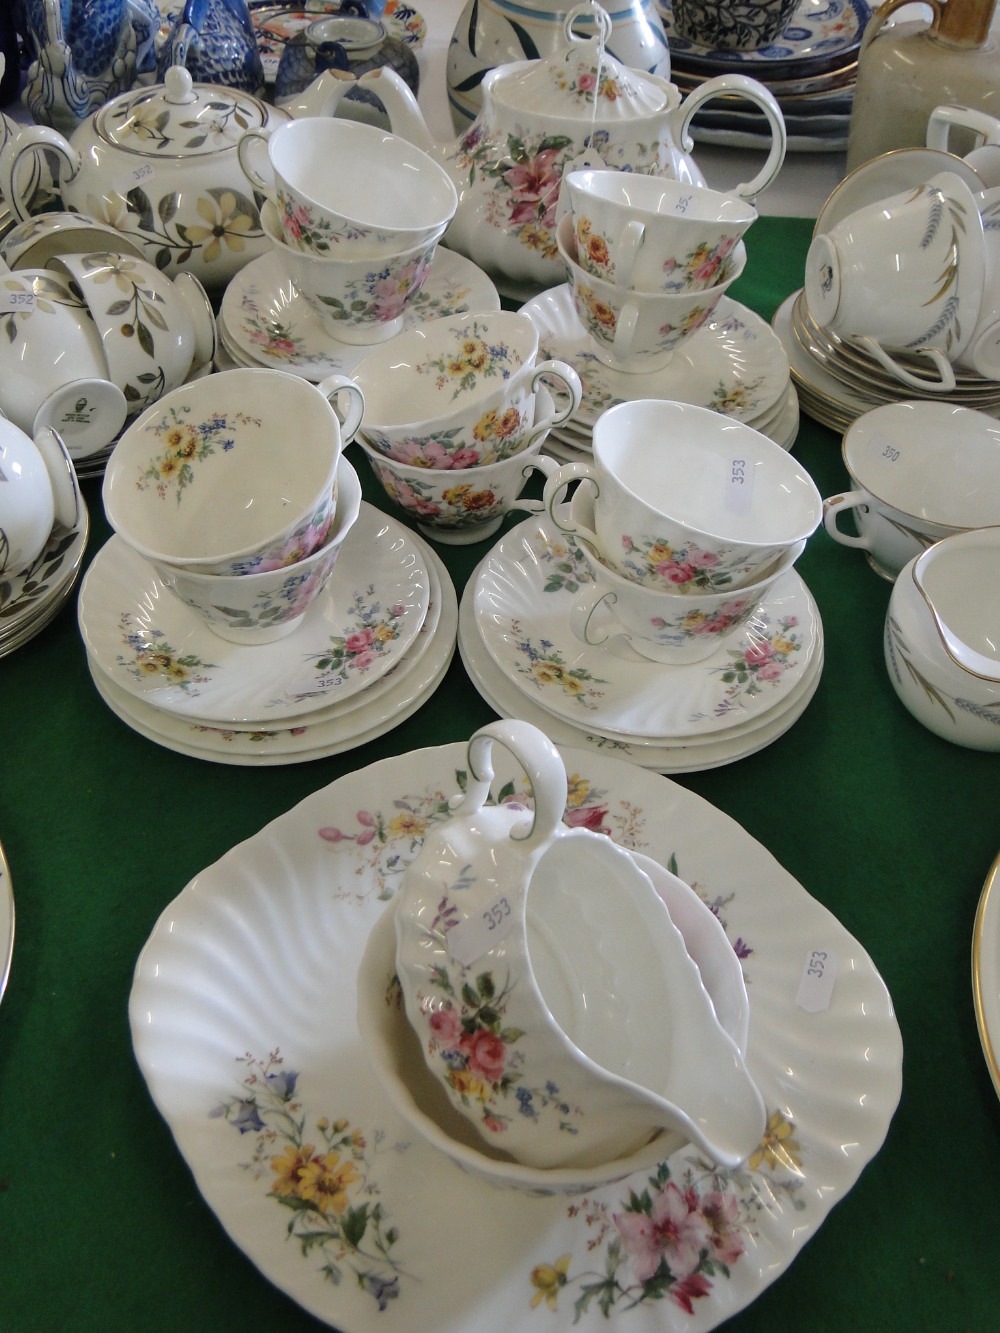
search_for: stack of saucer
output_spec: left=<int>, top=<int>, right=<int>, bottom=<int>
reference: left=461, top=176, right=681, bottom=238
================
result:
left=78, top=503, right=457, bottom=765
left=0, top=510, right=89, bottom=658
left=520, top=287, right=798, bottom=456
left=660, top=0, right=870, bottom=152
left=459, top=509, right=823, bottom=774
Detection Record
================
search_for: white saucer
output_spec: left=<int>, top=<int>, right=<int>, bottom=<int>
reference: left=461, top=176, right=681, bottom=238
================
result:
left=130, top=740, right=901, bottom=1331
left=87, top=537, right=458, bottom=764
left=0, top=838, right=12, bottom=1004
left=0, top=506, right=90, bottom=659
left=474, top=513, right=821, bottom=741
left=459, top=576, right=824, bottom=772
left=220, top=246, right=501, bottom=383
left=519, top=288, right=790, bottom=429
left=77, top=504, right=431, bottom=725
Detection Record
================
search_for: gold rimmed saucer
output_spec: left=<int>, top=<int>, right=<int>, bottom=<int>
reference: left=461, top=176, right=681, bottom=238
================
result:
left=973, top=849, right=1000, bottom=1100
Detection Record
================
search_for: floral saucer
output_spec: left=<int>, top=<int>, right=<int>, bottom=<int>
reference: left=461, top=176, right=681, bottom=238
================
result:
left=519, top=289, right=790, bottom=430
left=459, top=578, right=825, bottom=772
left=0, top=506, right=89, bottom=659
left=77, top=504, right=431, bottom=725
left=474, top=513, right=821, bottom=741
left=220, top=248, right=500, bottom=383
left=129, top=741, right=901, bottom=1330
left=86, top=535, right=458, bottom=765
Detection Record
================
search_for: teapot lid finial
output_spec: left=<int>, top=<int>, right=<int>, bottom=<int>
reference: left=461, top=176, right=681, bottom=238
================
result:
left=163, top=65, right=197, bottom=105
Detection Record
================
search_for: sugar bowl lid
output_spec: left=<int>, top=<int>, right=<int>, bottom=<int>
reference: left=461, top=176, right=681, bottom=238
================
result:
left=490, top=0, right=670, bottom=122
left=94, top=66, right=270, bottom=157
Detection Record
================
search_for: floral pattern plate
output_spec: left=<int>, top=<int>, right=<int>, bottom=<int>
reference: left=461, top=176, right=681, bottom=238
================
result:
left=520, top=289, right=789, bottom=430
left=77, top=503, right=431, bottom=724
left=0, top=507, right=89, bottom=659
left=129, top=741, right=902, bottom=1331
left=474, top=514, right=820, bottom=741
left=220, top=248, right=500, bottom=383
left=85, top=535, right=457, bottom=764
left=458, top=574, right=825, bottom=772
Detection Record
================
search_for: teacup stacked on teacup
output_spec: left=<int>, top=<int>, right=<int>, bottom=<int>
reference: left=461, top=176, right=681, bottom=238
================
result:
left=557, top=168, right=757, bottom=373
left=803, top=170, right=1000, bottom=392
left=541, top=399, right=822, bottom=664
left=237, top=118, right=458, bottom=347
left=101, top=366, right=365, bottom=645
left=352, top=309, right=583, bottom=544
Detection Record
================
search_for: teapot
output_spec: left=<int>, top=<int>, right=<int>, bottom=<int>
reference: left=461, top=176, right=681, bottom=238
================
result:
left=288, top=1, right=787, bottom=295
left=885, top=527, right=1000, bottom=752
left=0, top=63, right=362, bottom=289
left=393, top=718, right=766, bottom=1170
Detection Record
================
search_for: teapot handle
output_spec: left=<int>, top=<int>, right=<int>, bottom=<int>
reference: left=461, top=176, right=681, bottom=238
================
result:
left=457, top=721, right=569, bottom=847
left=0, top=122, right=80, bottom=223
left=674, top=73, right=787, bottom=202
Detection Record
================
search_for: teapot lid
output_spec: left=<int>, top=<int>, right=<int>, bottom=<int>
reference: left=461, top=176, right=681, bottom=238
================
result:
left=94, top=66, right=270, bottom=157
left=490, top=1, right=669, bottom=122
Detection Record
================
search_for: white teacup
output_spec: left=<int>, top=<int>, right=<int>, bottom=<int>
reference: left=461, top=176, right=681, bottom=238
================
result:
left=804, top=171, right=986, bottom=392
left=149, top=455, right=362, bottom=644
left=0, top=419, right=79, bottom=575
left=570, top=492, right=806, bottom=664
left=260, top=199, right=442, bottom=345
left=357, top=386, right=563, bottom=544
left=556, top=214, right=745, bottom=374
left=103, top=367, right=364, bottom=576
left=961, top=186, right=1000, bottom=378
left=238, top=118, right=457, bottom=258
left=566, top=168, right=756, bottom=293
left=823, top=400, right=1000, bottom=581
left=542, top=399, right=822, bottom=593
left=352, top=310, right=582, bottom=465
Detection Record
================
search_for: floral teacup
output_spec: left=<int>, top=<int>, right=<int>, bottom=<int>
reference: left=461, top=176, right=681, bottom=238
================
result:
left=351, top=310, right=582, bottom=465
left=356, top=388, right=564, bottom=544
left=260, top=200, right=443, bottom=346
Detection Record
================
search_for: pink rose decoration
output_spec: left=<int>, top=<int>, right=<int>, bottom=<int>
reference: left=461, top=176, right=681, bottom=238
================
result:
left=428, top=1007, right=462, bottom=1048
left=459, top=1029, right=507, bottom=1084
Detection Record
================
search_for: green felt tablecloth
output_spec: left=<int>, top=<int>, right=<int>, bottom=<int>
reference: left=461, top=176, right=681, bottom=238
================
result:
left=1, top=217, right=998, bottom=1331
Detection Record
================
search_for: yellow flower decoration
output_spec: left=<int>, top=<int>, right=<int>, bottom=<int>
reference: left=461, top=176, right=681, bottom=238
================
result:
left=449, top=1067, right=489, bottom=1101
left=387, top=812, right=428, bottom=839
left=296, top=1151, right=360, bottom=1215
left=772, top=637, right=797, bottom=656
left=530, top=1254, right=571, bottom=1310
left=748, top=1109, right=803, bottom=1174
left=565, top=773, right=591, bottom=808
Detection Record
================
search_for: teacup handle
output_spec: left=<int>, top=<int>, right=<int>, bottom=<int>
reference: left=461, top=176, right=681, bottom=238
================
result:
left=0, top=122, right=80, bottom=223
left=569, top=583, right=620, bottom=648
left=612, top=219, right=646, bottom=288
left=458, top=720, right=570, bottom=846
left=237, top=129, right=276, bottom=196
left=927, top=103, right=1000, bottom=154
left=541, top=461, right=600, bottom=545
left=530, top=359, right=583, bottom=430
left=316, top=373, right=365, bottom=443
left=508, top=454, right=561, bottom=514
left=823, top=491, right=873, bottom=551
left=852, top=335, right=957, bottom=393
left=674, top=74, right=787, bottom=201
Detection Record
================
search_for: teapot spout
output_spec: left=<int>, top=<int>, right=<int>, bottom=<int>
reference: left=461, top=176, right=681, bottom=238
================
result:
left=281, top=64, right=441, bottom=161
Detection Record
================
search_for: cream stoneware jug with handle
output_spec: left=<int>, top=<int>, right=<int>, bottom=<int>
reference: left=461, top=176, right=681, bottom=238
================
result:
left=392, top=718, right=766, bottom=1171
left=285, top=1, right=787, bottom=297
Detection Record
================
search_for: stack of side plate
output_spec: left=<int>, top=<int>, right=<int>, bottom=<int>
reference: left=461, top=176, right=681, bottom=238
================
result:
left=520, top=288, right=799, bottom=458
left=78, top=501, right=457, bottom=766
left=658, top=0, right=871, bottom=152
left=460, top=510, right=823, bottom=773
